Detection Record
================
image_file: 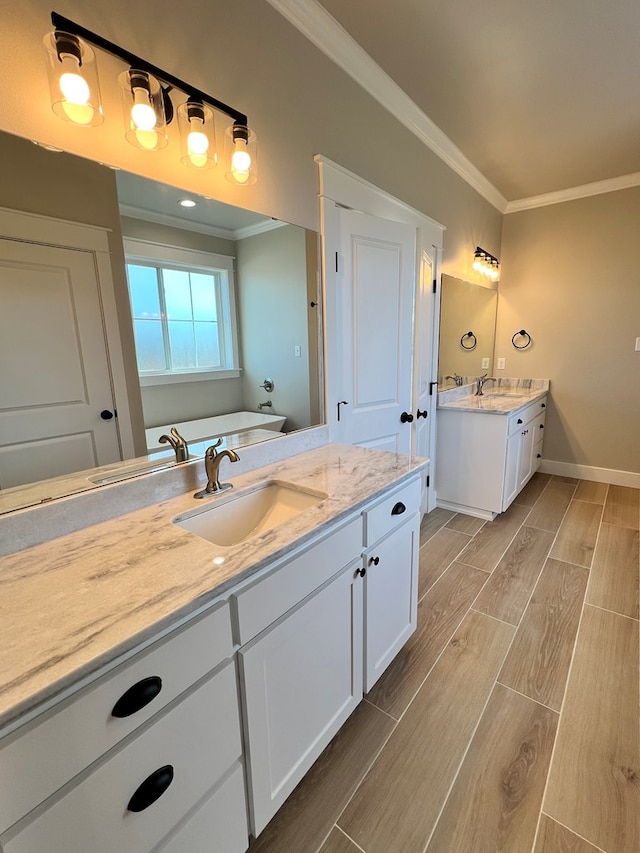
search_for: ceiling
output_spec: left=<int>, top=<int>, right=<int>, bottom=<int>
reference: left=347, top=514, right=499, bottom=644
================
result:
left=276, top=0, right=640, bottom=208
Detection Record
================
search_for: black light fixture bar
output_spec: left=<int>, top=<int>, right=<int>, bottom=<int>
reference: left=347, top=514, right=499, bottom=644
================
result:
left=475, top=246, right=499, bottom=265
left=51, top=11, right=248, bottom=127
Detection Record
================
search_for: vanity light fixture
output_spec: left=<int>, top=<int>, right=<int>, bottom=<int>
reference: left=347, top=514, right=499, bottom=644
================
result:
left=473, top=247, right=500, bottom=282
left=43, top=12, right=257, bottom=184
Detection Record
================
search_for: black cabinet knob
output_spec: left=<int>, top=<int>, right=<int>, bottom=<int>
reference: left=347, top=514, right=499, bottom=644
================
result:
left=100, top=409, right=114, bottom=420
left=356, top=566, right=367, bottom=578
left=537, top=453, right=542, bottom=458
left=368, top=556, right=380, bottom=567
left=541, top=403, right=546, bottom=408
left=416, top=409, right=428, bottom=419
left=517, top=418, right=523, bottom=425
left=127, top=765, right=174, bottom=813
left=539, top=423, right=544, bottom=429
left=391, top=502, right=406, bottom=516
left=400, top=411, right=414, bottom=423
left=112, top=676, right=163, bottom=718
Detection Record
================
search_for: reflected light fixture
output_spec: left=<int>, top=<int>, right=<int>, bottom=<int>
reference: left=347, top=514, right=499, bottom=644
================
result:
left=178, top=198, right=197, bottom=208
left=43, top=12, right=257, bottom=184
left=472, top=247, right=500, bottom=281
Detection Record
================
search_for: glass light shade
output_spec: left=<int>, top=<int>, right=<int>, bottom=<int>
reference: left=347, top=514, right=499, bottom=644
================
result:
left=119, top=69, right=168, bottom=151
left=177, top=101, right=217, bottom=169
left=225, top=124, right=257, bottom=185
left=43, top=31, right=103, bottom=127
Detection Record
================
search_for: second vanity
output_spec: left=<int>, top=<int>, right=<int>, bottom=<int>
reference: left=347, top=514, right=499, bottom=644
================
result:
left=436, top=379, right=549, bottom=520
left=0, top=444, right=425, bottom=852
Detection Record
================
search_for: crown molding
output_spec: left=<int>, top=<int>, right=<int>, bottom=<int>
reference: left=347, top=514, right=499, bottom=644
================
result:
left=234, top=219, right=288, bottom=240
left=505, top=171, right=640, bottom=213
left=118, top=205, right=284, bottom=240
left=266, top=0, right=508, bottom=213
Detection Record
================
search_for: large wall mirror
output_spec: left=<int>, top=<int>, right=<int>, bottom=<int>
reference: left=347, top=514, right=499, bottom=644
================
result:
left=438, top=274, right=498, bottom=387
left=0, top=129, right=323, bottom=514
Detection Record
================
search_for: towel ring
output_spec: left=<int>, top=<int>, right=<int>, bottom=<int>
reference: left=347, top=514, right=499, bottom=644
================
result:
left=460, top=331, right=477, bottom=350
left=512, top=329, right=532, bottom=349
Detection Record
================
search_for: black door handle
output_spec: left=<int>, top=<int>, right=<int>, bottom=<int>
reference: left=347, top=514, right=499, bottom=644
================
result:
left=416, top=409, right=428, bottom=419
left=101, top=409, right=114, bottom=420
left=127, top=765, right=174, bottom=812
left=400, top=411, right=414, bottom=423
left=112, top=676, right=163, bottom=718
left=391, top=502, right=406, bottom=515
left=337, top=400, right=349, bottom=421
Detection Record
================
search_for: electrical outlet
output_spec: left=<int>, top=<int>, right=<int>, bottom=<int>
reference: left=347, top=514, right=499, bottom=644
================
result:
left=481, top=357, right=490, bottom=369
left=294, top=345, right=301, bottom=357
left=497, top=357, right=506, bottom=370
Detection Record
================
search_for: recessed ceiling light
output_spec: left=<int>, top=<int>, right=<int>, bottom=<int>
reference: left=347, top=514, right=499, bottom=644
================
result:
left=179, top=198, right=197, bottom=208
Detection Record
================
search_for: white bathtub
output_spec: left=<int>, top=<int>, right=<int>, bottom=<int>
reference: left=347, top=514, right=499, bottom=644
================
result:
left=145, top=411, right=286, bottom=453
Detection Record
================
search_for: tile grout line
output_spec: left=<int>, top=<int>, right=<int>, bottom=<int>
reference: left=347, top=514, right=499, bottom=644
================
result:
left=333, top=824, right=368, bottom=853
left=497, top=680, right=560, bottom=716
left=417, top=532, right=473, bottom=603
left=360, top=695, right=399, bottom=723
left=539, top=811, right=609, bottom=853
left=584, top=602, right=640, bottom=623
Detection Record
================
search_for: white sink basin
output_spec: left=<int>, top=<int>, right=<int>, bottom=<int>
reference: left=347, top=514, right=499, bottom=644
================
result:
left=173, top=481, right=328, bottom=547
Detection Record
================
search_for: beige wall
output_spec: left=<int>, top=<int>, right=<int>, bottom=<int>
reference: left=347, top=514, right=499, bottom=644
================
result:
left=497, top=187, right=640, bottom=475
left=236, top=226, right=315, bottom=432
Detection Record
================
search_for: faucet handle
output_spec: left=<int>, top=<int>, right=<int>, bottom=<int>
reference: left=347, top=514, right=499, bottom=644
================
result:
left=205, top=437, right=224, bottom=457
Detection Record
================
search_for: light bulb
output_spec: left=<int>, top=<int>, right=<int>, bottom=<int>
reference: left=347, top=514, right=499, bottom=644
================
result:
left=131, top=87, right=157, bottom=131
left=58, top=54, right=93, bottom=125
left=231, top=140, right=252, bottom=183
left=187, top=117, right=210, bottom=168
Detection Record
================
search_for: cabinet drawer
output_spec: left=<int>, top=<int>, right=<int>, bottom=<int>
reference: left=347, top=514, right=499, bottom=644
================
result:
left=0, top=602, right=232, bottom=834
left=231, top=516, right=362, bottom=645
left=1, top=662, right=242, bottom=853
left=158, top=762, right=248, bottom=853
left=363, top=476, right=421, bottom=547
left=507, top=396, right=547, bottom=437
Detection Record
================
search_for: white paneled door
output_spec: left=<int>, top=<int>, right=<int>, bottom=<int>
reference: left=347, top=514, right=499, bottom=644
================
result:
left=336, top=209, right=416, bottom=454
left=0, top=237, right=121, bottom=488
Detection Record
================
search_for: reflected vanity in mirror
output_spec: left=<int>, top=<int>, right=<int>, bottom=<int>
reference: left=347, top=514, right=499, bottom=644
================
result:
left=437, top=274, right=498, bottom=388
left=0, top=129, right=323, bottom=514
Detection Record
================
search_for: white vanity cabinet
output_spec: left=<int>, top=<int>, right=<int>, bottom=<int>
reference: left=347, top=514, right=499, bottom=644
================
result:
left=436, top=396, right=547, bottom=519
left=0, top=603, right=248, bottom=853
left=234, top=518, right=364, bottom=836
left=362, top=476, right=421, bottom=691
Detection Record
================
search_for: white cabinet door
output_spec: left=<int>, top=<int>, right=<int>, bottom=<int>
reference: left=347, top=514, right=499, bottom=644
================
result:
left=239, top=563, right=364, bottom=836
left=364, top=515, right=420, bottom=692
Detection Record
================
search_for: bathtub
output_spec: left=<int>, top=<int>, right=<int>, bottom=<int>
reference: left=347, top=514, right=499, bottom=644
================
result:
left=145, top=411, right=286, bottom=453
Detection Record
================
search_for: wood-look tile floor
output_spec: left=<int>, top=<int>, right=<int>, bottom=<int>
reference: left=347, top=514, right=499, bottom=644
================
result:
left=248, top=475, right=640, bottom=853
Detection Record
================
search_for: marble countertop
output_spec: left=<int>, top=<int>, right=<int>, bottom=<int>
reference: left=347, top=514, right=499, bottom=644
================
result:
left=437, top=379, right=549, bottom=415
left=0, top=444, right=426, bottom=731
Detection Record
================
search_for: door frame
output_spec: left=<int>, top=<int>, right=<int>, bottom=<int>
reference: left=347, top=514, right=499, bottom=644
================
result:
left=316, top=156, right=444, bottom=511
left=0, top=205, right=136, bottom=460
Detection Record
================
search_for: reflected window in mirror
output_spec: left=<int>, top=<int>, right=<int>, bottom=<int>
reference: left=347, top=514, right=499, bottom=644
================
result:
left=124, top=240, right=239, bottom=384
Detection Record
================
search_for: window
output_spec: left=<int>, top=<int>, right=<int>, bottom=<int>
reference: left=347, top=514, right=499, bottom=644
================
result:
left=123, top=239, right=239, bottom=385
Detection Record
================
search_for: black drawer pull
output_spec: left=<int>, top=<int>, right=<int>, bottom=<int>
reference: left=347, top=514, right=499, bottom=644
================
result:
left=541, top=402, right=546, bottom=408
left=391, top=502, right=406, bottom=516
left=539, top=423, right=544, bottom=429
left=517, top=418, right=523, bottom=425
left=112, top=676, right=163, bottom=718
left=127, top=765, right=174, bottom=813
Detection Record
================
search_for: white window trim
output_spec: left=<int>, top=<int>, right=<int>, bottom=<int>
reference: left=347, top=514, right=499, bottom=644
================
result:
left=123, top=237, right=240, bottom=383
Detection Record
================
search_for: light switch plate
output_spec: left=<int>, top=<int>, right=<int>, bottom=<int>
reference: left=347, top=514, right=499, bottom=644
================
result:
left=481, top=357, right=490, bottom=369
left=497, top=357, right=506, bottom=369
left=635, top=337, right=640, bottom=352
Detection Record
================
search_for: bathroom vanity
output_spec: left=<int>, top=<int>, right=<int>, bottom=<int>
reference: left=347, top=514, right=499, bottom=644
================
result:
left=435, top=380, right=549, bottom=519
left=0, top=444, right=424, bottom=852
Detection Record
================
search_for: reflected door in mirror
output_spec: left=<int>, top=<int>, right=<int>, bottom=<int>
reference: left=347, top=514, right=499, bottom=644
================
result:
left=0, top=236, right=121, bottom=488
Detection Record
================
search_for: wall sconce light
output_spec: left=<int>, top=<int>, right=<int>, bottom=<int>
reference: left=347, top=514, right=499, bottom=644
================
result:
left=473, top=247, right=500, bottom=281
left=43, top=12, right=256, bottom=184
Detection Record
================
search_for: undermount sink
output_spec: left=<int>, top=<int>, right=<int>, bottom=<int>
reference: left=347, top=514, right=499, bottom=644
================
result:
left=173, top=480, right=328, bottom=547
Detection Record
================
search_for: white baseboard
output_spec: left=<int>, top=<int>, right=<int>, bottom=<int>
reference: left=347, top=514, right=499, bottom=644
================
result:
left=539, top=460, right=640, bottom=488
